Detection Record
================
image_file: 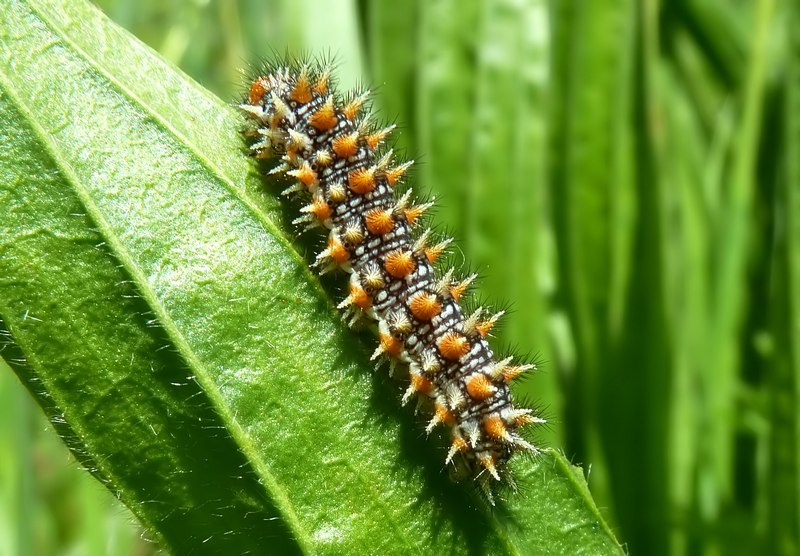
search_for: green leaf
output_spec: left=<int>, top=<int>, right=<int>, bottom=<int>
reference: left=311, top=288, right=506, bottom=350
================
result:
left=0, top=0, right=622, bottom=553
left=767, top=2, right=800, bottom=553
left=546, top=0, right=637, bottom=529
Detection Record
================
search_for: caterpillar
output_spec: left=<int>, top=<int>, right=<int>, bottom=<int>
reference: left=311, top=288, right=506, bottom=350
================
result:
left=240, top=62, right=545, bottom=498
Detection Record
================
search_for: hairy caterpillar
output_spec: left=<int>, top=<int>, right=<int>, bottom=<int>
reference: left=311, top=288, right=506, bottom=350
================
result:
left=240, top=62, right=544, bottom=499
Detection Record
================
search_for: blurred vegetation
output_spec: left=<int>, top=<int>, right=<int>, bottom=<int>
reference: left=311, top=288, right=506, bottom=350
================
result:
left=0, top=359, right=159, bottom=555
left=1, top=0, right=797, bottom=554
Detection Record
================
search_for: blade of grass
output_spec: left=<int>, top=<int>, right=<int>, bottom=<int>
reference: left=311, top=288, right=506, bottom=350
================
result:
left=666, top=0, right=747, bottom=91
left=467, top=0, right=556, bottom=442
left=366, top=0, right=418, bottom=156
left=700, top=0, right=775, bottom=524
left=604, top=0, right=672, bottom=552
left=767, top=4, right=800, bottom=554
left=504, top=1, right=558, bottom=433
left=417, top=0, right=480, bottom=234
left=547, top=0, right=636, bottom=520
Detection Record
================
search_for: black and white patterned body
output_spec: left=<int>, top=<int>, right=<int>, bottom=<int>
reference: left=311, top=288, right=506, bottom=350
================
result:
left=240, top=65, right=544, bottom=494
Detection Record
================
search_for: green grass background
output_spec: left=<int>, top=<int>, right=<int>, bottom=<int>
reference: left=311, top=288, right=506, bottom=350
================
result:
left=1, top=0, right=797, bottom=554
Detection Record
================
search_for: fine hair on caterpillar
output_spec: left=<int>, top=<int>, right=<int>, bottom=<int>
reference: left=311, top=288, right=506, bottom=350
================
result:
left=239, top=58, right=545, bottom=502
